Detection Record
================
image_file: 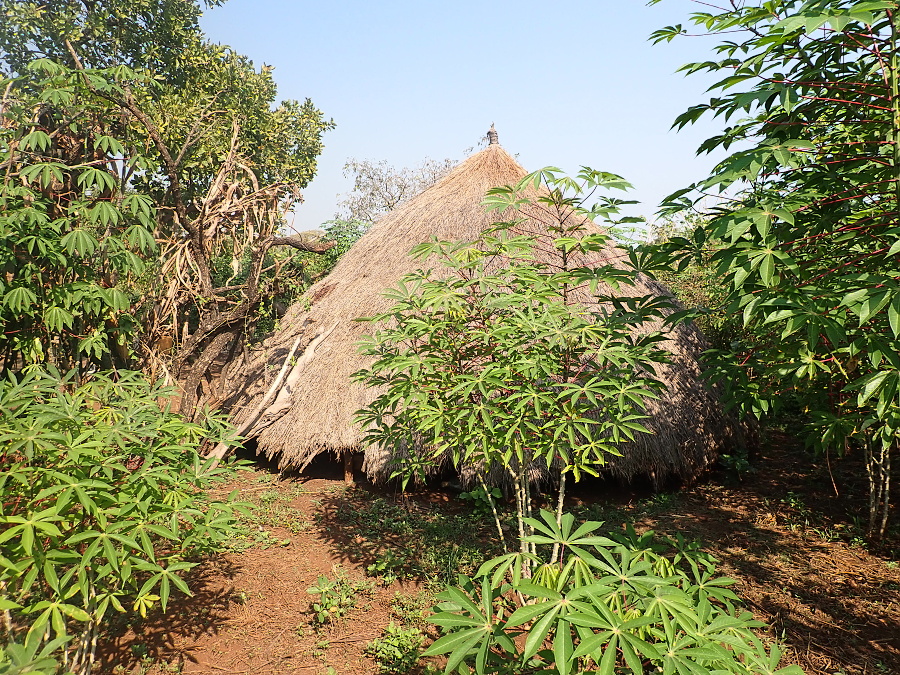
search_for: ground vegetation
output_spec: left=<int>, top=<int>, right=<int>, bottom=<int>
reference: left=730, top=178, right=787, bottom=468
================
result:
left=88, top=447, right=900, bottom=675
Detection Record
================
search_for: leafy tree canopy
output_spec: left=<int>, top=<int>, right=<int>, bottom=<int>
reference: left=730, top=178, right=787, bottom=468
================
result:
left=0, top=0, right=218, bottom=76
left=0, top=0, right=335, bottom=416
left=1, top=0, right=334, bottom=206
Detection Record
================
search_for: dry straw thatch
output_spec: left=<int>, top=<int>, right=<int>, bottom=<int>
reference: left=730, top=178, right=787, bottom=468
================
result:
left=222, top=137, right=745, bottom=484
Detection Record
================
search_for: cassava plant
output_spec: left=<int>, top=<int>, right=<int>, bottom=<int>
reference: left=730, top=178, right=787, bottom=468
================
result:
left=355, top=168, right=672, bottom=560
left=424, top=509, right=803, bottom=675
left=0, top=60, right=159, bottom=374
left=0, top=368, right=249, bottom=675
left=650, top=0, right=900, bottom=537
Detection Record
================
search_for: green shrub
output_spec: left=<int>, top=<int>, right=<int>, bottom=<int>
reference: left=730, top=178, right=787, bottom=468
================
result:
left=425, top=510, right=803, bottom=675
left=0, top=368, right=248, bottom=674
left=366, top=551, right=412, bottom=585
left=305, top=569, right=373, bottom=627
left=458, top=487, right=503, bottom=519
left=365, top=622, right=425, bottom=674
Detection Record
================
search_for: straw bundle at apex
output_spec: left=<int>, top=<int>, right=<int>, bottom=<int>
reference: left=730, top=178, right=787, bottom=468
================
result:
left=220, top=135, right=744, bottom=485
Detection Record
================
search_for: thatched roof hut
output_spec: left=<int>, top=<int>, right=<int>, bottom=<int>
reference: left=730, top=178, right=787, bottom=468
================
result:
left=222, top=134, right=745, bottom=484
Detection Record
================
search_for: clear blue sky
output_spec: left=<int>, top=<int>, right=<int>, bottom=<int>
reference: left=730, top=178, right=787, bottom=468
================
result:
left=200, top=0, right=725, bottom=233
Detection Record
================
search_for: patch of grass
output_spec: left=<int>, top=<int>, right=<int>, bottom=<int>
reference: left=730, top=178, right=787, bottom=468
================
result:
left=389, top=590, right=433, bottom=628
left=256, top=503, right=312, bottom=534
left=752, top=492, right=875, bottom=548
left=640, top=491, right=682, bottom=516
left=330, top=494, right=496, bottom=584
left=569, top=501, right=629, bottom=525
left=365, top=622, right=424, bottom=674
left=218, top=480, right=311, bottom=552
left=779, top=491, right=813, bottom=530
left=251, top=487, right=311, bottom=533
left=220, top=526, right=291, bottom=553
left=366, top=550, right=411, bottom=585
left=391, top=590, right=437, bottom=629
left=331, top=494, right=416, bottom=537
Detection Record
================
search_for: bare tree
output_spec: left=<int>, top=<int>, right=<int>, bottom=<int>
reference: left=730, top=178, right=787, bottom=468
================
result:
left=336, top=156, right=454, bottom=223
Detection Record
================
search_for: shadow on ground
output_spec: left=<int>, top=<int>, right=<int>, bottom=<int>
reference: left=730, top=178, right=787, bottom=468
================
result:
left=96, top=558, right=242, bottom=673
left=310, top=431, right=900, bottom=675
left=630, top=434, right=900, bottom=675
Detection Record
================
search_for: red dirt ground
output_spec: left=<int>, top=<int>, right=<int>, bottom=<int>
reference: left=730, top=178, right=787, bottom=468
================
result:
left=98, top=436, right=900, bottom=675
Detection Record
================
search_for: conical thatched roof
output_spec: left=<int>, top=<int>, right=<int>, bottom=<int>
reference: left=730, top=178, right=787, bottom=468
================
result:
left=223, top=141, right=745, bottom=484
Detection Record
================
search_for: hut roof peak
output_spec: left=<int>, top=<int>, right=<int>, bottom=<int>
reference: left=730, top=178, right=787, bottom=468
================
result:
left=487, top=124, right=499, bottom=145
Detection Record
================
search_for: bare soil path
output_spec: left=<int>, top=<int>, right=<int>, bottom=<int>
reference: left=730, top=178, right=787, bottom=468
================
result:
left=99, top=437, right=900, bottom=675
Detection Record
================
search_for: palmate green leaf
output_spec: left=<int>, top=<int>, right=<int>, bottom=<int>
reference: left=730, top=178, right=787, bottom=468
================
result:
left=655, top=0, right=899, bottom=530
left=99, top=287, right=131, bottom=312
left=124, top=223, right=156, bottom=252
left=422, top=627, right=489, bottom=671
left=20, top=130, right=52, bottom=152
left=60, top=229, right=99, bottom=257
left=692, top=575, right=740, bottom=606
left=43, top=306, right=74, bottom=333
left=19, top=162, right=66, bottom=187
left=88, top=201, right=121, bottom=227
left=93, top=134, right=125, bottom=156
left=522, top=602, right=562, bottom=660
left=4, top=286, right=38, bottom=314
left=75, top=167, right=117, bottom=193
